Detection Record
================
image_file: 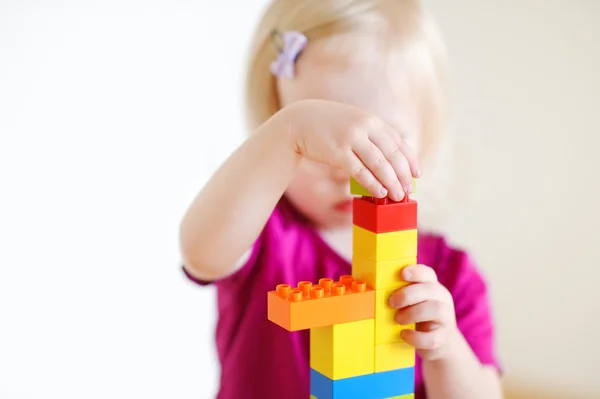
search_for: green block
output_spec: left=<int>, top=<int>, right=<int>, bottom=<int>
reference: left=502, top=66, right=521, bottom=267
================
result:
left=350, top=177, right=417, bottom=196
left=350, top=177, right=372, bottom=196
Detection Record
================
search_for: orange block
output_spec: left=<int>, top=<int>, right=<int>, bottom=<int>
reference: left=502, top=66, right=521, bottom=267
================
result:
left=267, top=275, right=375, bottom=331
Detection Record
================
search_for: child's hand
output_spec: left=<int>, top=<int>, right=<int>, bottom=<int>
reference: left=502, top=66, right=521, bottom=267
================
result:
left=279, top=99, right=420, bottom=202
left=388, top=264, right=459, bottom=362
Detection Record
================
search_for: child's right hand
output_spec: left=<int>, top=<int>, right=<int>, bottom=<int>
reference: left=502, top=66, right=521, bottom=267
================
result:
left=277, top=99, right=421, bottom=202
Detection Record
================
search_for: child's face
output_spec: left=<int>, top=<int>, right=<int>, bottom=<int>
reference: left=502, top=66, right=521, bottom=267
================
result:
left=277, top=35, right=422, bottom=229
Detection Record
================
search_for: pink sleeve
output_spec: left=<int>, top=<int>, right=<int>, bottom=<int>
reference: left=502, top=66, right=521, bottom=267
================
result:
left=438, top=246, right=502, bottom=373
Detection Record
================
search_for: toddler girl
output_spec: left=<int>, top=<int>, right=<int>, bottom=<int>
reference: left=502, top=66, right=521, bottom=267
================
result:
left=179, top=1, right=502, bottom=398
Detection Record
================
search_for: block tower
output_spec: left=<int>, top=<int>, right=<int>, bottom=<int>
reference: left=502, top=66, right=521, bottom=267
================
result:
left=267, top=177, right=418, bottom=399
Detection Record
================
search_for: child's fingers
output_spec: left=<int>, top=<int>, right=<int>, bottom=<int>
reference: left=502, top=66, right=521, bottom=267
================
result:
left=402, top=264, right=438, bottom=283
left=368, top=130, right=414, bottom=197
left=351, top=138, right=405, bottom=201
left=388, top=282, right=451, bottom=309
left=388, top=128, right=421, bottom=179
left=401, top=327, right=447, bottom=351
left=340, top=150, right=387, bottom=198
left=371, top=118, right=421, bottom=179
left=394, top=300, right=454, bottom=326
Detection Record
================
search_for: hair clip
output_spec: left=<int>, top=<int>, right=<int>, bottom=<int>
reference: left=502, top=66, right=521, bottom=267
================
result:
left=270, top=30, right=307, bottom=79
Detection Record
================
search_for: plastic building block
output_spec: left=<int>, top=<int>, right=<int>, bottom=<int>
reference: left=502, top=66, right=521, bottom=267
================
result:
left=352, top=226, right=418, bottom=261
left=310, top=319, right=375, bottom=380
left=350, top=177, right=417, bottom=197
left=375, top=287, right=415, bottom=345
left=267, top=276, right=375, bottom=331
left=352, top=197, right=417, bottom=233
left=352, top=256, right=416, bottom=290
left=310, top=367, right=415, bottom=399
left=375, top=342, right=415, bottom=373
left=269, top=176, right=420, bottom=398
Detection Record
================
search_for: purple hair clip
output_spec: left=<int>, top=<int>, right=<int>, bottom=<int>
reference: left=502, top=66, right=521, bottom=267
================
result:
left=270, top=30, right=307, bottom=79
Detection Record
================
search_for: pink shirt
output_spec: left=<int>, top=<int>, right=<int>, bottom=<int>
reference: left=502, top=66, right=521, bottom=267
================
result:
left=183, top=197, right=500, bottom=399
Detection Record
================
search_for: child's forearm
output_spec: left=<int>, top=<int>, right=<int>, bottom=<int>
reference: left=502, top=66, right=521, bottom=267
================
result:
left=179, top=110, right=302, bottom=281
left=422, top=331, right=503, bottom=399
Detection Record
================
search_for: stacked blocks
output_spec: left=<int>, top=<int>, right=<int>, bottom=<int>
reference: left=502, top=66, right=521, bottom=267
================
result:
left=267, top=177, right=418, bottom=398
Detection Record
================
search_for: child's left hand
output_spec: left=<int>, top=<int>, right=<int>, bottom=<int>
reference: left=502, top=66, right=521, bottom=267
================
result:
left=388, top=264, right=459, bottom=362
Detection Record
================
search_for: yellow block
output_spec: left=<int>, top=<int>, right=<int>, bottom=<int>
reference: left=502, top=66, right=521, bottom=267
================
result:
left=352, top=226, right=418, bottom=262
left=310, top=396, right=318, bottom=399
left=386, top=395, right=414, bottom=399
left=352, top=256, right=416, bottom=290
left=310, top=319, right=375, bottom=380
left=375, top=287, right=415, bottom=345
left=350, top=177, right=417, bottom=196
left=375, top=342, right=415, bottom=372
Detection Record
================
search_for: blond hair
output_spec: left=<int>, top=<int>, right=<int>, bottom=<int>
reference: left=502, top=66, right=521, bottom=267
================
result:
left=245, top=0, right=448, bottom=159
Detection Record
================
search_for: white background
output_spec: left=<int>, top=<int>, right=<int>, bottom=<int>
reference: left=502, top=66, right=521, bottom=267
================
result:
left=1, top=1, right=599, bottom=398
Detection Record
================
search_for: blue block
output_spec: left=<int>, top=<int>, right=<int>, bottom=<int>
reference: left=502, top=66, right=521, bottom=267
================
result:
left=310, top=367, right=414, bottom=399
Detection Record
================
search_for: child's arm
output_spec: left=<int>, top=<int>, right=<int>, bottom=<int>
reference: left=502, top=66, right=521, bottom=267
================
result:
left=179, top=109, right=302, bottom=282
left=180, top=99, right=420, bottom=282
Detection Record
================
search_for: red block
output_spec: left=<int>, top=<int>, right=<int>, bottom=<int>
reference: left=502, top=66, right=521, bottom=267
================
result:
left=352, top=196, right=417, bottom=233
